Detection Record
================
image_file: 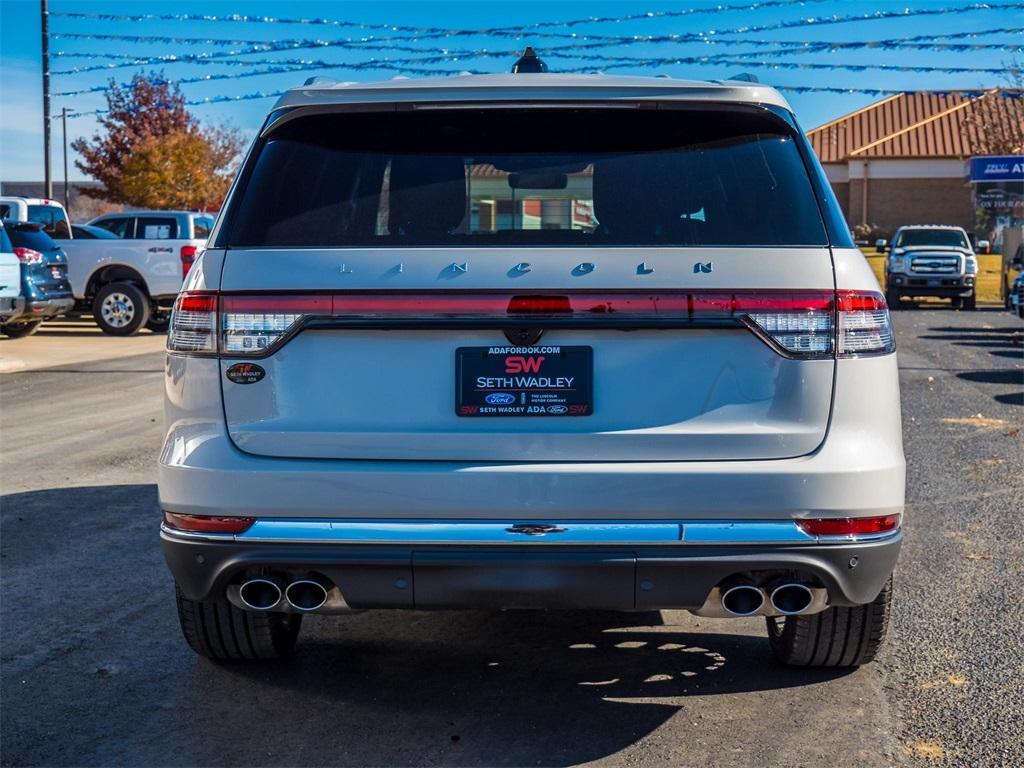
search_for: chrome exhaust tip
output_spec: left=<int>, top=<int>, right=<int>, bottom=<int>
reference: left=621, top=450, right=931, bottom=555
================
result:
left=769, top=583, right=815, bottom=615
left=285, top=579, right=329, bottom=612
left=721, top=584, right=766, bottom=617
left=238, top=578, right=282, bottom=611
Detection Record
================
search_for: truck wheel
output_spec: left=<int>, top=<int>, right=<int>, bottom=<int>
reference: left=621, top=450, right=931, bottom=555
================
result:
left=766, top=577, right=891, bottom=667
left=175, top=585, right=302, bottom=661
left=963, top=292, right=977, bottom=311
left=93, top=282, right=150, bottom=336
left=145, top=312, right=171, bottom=334
left=884, top=286, right=902, bottom=310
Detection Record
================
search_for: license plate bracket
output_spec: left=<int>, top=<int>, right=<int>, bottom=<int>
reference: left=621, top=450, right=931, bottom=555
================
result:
left=456, top=345, right=592, bottom=417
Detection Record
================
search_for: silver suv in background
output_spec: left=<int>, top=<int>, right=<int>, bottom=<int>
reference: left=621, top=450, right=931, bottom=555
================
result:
left=883, top=225, right=979, bottom=310
left=58, top=210, right=213, bottom=334
left=160, top=70, right=904, bottom=667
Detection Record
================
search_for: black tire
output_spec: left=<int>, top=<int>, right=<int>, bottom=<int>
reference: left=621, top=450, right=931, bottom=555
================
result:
left=766, top=577, right=891, bottom=667
left=884, top=286, right=902, bottom=310
left=145, top=312, right=171, bottom=333
left=950, top=296, right=963, bottom=309
left=963, top=292, right=977, bottom=311
left=1, top=320, right=43, bottom=338
left=175, top=585, right=303, bottom=661
left=93, top=282, right=150, bottom=336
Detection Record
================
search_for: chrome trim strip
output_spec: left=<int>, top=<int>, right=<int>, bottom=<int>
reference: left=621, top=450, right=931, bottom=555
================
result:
left=161, top=519, right=900, bottom=546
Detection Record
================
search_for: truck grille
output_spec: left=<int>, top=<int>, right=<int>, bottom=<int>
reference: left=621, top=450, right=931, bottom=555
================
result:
left=909, top=254, right=960, bottom=275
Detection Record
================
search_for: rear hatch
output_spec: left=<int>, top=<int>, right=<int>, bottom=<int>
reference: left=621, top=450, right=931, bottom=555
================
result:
left=214, top=105, right=837, bottom=462
left=6, top=225, right=70, bottom=296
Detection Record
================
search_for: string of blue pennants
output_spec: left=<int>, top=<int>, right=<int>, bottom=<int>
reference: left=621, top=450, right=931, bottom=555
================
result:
left=44, top=1, right=1024, bottom=118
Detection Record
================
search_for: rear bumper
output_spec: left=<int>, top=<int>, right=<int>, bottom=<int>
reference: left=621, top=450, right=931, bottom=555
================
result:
left=17, top=296, right=74, bottom=320
left=0, top=296, right=26, bottom=321
left=162, top=521, right=901, bottom=610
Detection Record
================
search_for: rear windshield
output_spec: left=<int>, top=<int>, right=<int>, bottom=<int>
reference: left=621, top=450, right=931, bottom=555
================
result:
left=192, top=216, right=215, bottom=239
left=28, top=205, right=70, bottom=239
left=225, top=108, right=827, bottom=248
left=6, top=224, right=57, bottom=252
left=895, top=229, right=969, bottom=249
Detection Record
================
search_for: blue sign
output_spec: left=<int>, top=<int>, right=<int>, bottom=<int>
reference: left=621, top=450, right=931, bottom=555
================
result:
left=969, top=156, right=1024, bottom=182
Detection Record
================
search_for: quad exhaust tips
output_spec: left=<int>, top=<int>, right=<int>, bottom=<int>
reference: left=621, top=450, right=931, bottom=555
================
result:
left=721, top=584, right=766, bottom=617
left=706, top=579, right=822, bottom=618
left=238, top=578, right=282, bottom=611
left=769, top=583, right=815, bottom=615
left=236, top=576, right=331, bottom=612
left=284, top=579, right=329, bottom=612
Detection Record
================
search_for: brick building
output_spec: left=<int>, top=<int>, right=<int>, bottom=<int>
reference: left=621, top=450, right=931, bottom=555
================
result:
left=807, top=89, right=1024, bottom=234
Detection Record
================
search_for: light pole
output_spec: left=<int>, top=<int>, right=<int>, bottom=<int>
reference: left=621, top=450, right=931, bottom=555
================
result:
left=62, top=107, right=69, bottom=208
left=41, top=0, right=52, bottom=198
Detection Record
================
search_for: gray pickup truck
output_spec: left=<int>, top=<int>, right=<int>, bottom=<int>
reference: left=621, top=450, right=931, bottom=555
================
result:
left=883, top=225, right=979, bottom=310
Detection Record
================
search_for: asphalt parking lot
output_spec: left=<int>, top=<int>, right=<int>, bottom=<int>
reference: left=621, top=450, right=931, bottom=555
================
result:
left=1, top=309, right=1021, bottom=767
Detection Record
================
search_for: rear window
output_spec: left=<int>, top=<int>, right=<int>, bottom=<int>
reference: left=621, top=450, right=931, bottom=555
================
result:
left=192, top=216, right=214, bottom=239
left=895, top=229, right=969, bottom=249
left=135, top=217, right=178, bottom=239
left=28, top=205, right=70, bottom=239
left=6, top=224, right=57, bottom=252
left=225, top=108, right=827, bottom=248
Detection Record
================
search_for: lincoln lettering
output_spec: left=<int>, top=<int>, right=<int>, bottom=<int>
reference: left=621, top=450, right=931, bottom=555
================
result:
left=477, top=376, right=574, bottom=389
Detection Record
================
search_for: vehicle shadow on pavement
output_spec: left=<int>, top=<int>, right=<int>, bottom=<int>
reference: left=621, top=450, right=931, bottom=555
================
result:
left=1, top=484, right=854, bottom=767
left=196, top=613, right=853, bottom=766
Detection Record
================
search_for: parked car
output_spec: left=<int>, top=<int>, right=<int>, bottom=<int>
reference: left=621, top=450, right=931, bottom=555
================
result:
left=1000, top=226, right=1023, bottom=310
left=0, top=196, right=72, bottom=238
left=56, top=210, right=213, bottom=335
left=884, top=225, right=978, bottom=309
left=0, top=221, right=74, bottom=337
left=160, top=66, right=904, bottom=667
left=1010, top=271, right=1024, bottom=319
left=69, top=224, right=119, bottom=240
left=0, top=222, right=25, bottom=324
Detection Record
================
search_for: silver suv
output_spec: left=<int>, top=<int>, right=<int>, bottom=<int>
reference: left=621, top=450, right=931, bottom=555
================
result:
left=159, top=70, right=904, bottom=667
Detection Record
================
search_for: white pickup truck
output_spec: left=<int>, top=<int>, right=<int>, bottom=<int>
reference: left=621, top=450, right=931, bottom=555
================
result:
left=57, top=210, right=213, bottom=334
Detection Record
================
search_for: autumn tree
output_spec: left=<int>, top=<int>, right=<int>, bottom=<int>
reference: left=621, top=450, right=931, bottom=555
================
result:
left=72, top=73, right=243, bottom=209
left=960, top=64, right=1024, bottom=155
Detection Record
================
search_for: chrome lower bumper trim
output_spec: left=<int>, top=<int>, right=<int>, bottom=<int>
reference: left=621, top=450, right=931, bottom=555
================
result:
left=160, top=519, right=900, bottom=546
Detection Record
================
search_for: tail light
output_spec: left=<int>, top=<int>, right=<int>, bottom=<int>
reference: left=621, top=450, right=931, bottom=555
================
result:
left=167, top=293, right=217, bottom=353
left=180, top=245, right=200, bottom=279
left=13, top=247, right=43, bottom=265
left=835, top=291, right=895, bottom=356
left=796, top=514, right=901, bottom=538
left=167, top=289, right=895, bottom=359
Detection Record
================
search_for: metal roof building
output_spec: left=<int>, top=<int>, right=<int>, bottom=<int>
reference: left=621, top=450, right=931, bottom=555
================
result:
left=806, top=89, right=1024, bottom=233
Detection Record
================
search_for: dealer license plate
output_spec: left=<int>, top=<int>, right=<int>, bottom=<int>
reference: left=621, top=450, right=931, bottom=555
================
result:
left=456, top=345, right=592, bottom=417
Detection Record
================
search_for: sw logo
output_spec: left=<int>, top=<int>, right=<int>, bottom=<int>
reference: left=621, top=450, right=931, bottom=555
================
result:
left=693, top=262, right=713, bottom=274
left=505, top=355, right=545, bottom=374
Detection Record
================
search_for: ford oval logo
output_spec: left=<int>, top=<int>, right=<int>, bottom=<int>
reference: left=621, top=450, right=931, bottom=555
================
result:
left=485, top=392, right=516, bottom=405
left=547, top=405, right=568, bottom=414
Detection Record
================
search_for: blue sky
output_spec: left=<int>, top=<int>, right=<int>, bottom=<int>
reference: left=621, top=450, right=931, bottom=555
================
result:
left=1, top=0, right=1022, bottom=181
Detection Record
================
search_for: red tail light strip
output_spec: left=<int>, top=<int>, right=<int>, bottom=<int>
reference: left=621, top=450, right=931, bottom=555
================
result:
left=219, top=290, right=837, bottom=318
left=169, top=289, right=894, bottom=360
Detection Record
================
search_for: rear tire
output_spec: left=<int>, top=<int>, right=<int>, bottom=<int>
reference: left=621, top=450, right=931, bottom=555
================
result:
left=175, top=585, right=303, bottom=661
left=93, top=282, right=150, bottom=336
left=766, top=577, right=891, bottom=667
left=1, top=320, right=43, bottom=338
